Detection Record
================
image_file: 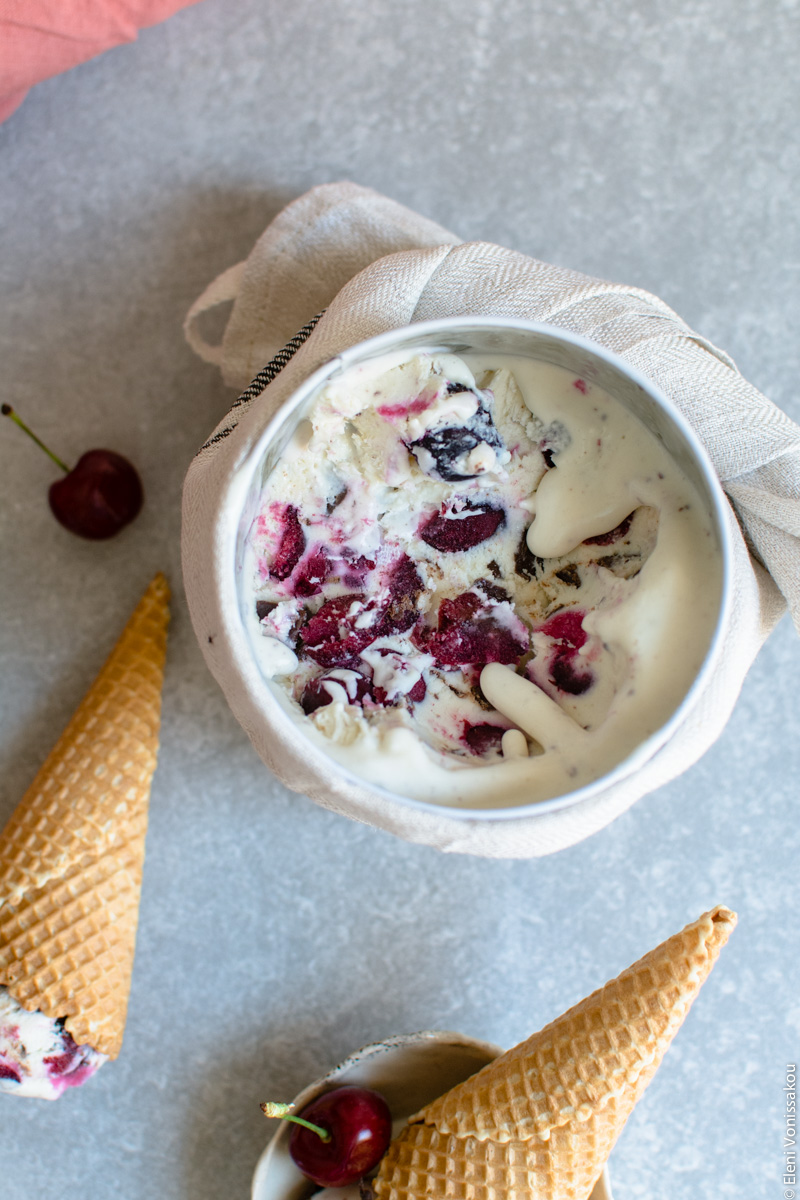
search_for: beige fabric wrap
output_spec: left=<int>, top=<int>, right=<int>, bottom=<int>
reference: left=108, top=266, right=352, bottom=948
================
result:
left=181, top=181, right=799, bottom=858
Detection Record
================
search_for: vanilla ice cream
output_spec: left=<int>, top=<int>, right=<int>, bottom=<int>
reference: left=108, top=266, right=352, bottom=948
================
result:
left=242, top=349, right=722, bottom=808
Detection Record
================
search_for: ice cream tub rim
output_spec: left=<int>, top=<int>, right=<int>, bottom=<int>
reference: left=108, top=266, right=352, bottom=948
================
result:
left=223, top=316, right=734, bottom=822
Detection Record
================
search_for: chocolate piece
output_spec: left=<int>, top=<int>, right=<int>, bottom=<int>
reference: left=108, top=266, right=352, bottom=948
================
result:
left=514, top=532, right=544, bottom=581
left=554, top=564, right=581, bottom=588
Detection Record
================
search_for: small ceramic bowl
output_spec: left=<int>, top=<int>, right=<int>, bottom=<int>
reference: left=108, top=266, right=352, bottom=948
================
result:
left=251, top=1030, right=613, bottom=1200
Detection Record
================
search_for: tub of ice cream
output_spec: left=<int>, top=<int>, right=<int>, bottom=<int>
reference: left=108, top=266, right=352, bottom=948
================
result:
left=251, top=1031, right=612, bottom=1200
left=227, top=318, right=731, bottom=821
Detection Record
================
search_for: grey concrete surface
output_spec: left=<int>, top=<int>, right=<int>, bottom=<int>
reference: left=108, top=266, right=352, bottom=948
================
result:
left=1, top=1, right=798, bottom=1197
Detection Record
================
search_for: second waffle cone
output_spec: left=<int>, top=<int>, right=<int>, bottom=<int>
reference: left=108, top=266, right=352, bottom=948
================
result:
left=375, top=906, right=736, bottom=1200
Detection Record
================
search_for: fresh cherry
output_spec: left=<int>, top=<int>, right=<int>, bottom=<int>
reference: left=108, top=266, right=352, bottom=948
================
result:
left=2, top=405, right=143, bottom=539
left=49, top=450, right=143, bottom=539
left=261, top=1085, right=392, bottom=1188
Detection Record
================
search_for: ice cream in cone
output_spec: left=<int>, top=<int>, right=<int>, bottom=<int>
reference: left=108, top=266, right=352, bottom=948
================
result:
left=374, top=905, right=736, bottom=1200
left=0, top=573, right=169, bottom=1098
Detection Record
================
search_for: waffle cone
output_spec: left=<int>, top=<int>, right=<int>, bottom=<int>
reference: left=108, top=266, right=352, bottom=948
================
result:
left=0, top=574, right=170, bottom=1059
left=375, top=906, right=735, bottom=1200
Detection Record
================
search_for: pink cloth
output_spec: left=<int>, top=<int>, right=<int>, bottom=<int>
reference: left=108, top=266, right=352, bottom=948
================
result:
left=0, top=0, right=204, bottom=121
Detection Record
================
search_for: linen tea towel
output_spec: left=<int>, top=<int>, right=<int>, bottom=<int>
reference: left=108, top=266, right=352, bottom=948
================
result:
left=182, top=181, right=800, bottom=858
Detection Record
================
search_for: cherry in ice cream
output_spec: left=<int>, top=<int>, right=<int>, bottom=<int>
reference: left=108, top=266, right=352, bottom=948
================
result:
left=584, top=512, right=634, bottom=547
left=299, top=594, right=379, bottom=669
left=2, top=405, right=143, bottom=539
left=419, top=589, right=528, bottom=669
left=270, top=504, right=306, bottom=579
left=301, top=670, right=373, bottom=715
left=420, top=500, right=505, bottom=552
left=537, top=609, right=594, bottom=696
left=261, top=1085, right=392, bottom=1187
left=408, top=387, right=504, bottom=481
left=463, top=721, right=507, bottom=755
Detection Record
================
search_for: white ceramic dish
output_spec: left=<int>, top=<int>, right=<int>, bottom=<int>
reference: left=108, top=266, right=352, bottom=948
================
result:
left=230, top=317, right=732, bottom=824
left=251, top=1030, right=613, bottom=1200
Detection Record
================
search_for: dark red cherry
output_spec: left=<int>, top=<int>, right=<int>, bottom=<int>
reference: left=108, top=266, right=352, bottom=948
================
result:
left=584, top=512, right=634, bottom=546
left=49, top=450, right=143, bottom=539
left=417, top=590, right=527, bottom=669
left=378, top=555, right=424, bottom=636
left=419, top=501, right=505, bottom=553
left=407, top=388, right=504, bottom=481
left=463, top=722, right=507, bottom=756
left=43, top=1030, right=83, bottom=1077
left=299, top=594, right=381, bottom=669
left=550, top=655, right=594, bottom=695
left=536, top=610, right=594, bottom=695
left=2, top=405, right=143, bottom=539
left=300, top=670, right=372, bottom=715
left=261, top=1085, right=392, bottom=1188
left=294, top=548, right=330, bottom=597
left=271, top=505, right=306, bottom=580
left=539, top=610, right=587, bottom=648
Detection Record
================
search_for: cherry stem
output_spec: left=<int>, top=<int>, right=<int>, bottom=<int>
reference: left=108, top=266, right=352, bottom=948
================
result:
left=260, top=1101, right=332, bottom=1143
left=1, top=404, right=71, bottom=474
